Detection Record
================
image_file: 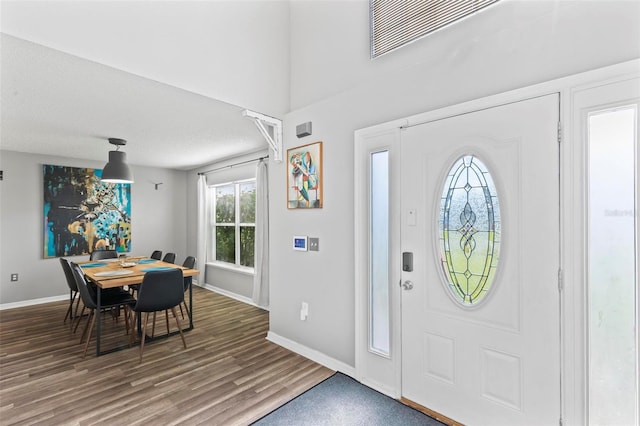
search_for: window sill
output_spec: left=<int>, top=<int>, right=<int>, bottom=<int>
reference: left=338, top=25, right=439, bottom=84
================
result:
left=206, top=262, right=255, bottom=276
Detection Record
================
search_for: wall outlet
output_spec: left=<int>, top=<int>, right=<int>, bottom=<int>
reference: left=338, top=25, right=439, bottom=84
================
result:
left=300, top=301, right=309, bottom=321
left=10, top=273, right=18, bottom=282
left=308, top=237, right=319, bottom=251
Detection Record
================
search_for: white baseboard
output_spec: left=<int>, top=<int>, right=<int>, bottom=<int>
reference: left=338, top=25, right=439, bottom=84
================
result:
left=267, top=331, right=356, bottom=377
left=199, top=282, right=266, bottom=310
left=0, top=294, right=68, bottom=310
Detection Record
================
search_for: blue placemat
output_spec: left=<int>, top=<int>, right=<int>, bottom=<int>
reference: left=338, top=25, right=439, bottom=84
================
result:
left=141, top=266, right=174, bottom=272
left=81, top=263, right=107, bottom=268
left=138, top=259, right=158, bottom=264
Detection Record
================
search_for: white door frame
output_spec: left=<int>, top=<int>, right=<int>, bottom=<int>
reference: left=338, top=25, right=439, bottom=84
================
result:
left=354, top=59, right=640, bottom=425
left=354, top=123, right=404, bottom=397
left=563, top=71, right=640, bottom=425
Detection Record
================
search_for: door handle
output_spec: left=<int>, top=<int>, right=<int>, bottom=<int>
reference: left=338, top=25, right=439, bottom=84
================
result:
left=401, top=280, right=414, bottom=291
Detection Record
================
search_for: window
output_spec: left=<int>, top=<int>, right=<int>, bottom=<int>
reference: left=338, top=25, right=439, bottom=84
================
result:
left=370, top=0, right=500, bottom=58
left=370, top=150, right=390, bottom=356
left=587, top=106, right=638, bottom=426
left=438, top=155, right=501, bottom=305
left=211, top=179, right=256, bottom=268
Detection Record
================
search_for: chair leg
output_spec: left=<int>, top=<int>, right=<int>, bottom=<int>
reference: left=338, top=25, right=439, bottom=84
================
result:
left=74, top=306, right=86, bottom=335
left=73, top=295, right=82, bottom=318
left=129, top=311, right=138, bottom=347
left=79, top=310, right=91, bottom=344
left=82, top=310, right=96, bottom=358
left=64, top=303, right=72, bottom=323
left=139, top=312, right=149, bottom=363
left=165, top=310, right=170, bottom=335
left=151, top=312, right=157, bottom=338
left=125, top=307, right=135, bottom=346
left=181, top=300, right=190, bottom=319
left=123, top=306, right=130, bottom=335
left=170, top=307, right=187, bottom=349
left=64, top=290, right=74, bottom=323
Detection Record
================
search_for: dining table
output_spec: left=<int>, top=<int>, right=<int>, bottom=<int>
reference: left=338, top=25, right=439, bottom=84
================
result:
left=79, top=256, right=199, bottom=356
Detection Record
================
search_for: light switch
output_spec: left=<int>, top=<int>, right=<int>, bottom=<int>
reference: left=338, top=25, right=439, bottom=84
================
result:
left=408, top=209, right=417, bottom=226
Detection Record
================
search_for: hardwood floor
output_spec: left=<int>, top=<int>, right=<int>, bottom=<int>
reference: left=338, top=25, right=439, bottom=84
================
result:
left=0, top=287, right=334, bottom=425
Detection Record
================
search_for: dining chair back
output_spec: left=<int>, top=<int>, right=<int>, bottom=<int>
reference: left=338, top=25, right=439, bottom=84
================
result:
left=90, top=250, right=118, bottom=260
left=150, top=250, right=162, bottom=260
left=60, top=258, right=80, bottom=324
left=182, top=256, right=196, bottom=270
left=130, top=268, right=187, bottom=362
left=162, top=252, right=176, bottom=264
left=135, top=269, right=184, bottom=312
left=71, top=263, right=97, bottom=311
left=70, top=262, right=135, bottom=358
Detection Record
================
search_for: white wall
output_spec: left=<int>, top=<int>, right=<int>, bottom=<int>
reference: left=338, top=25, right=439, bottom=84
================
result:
left=269, top=0, right=640, bottom=367
left=0, top=0, right=291, bottom=117
left=290, top=0, right=640, bottom=111
left=0, top=150, right=188, bottom=305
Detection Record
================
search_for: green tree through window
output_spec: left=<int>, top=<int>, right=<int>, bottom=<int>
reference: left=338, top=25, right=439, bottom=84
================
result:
left=212, top=180, right=256, bottom=268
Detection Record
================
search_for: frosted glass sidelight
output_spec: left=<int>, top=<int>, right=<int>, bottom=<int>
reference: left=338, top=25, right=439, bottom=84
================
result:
left=370, top=150, right=390, bottom=355
left=439, top=155, right=501, bottom=306
left=588, top=107, right=638, bottom=426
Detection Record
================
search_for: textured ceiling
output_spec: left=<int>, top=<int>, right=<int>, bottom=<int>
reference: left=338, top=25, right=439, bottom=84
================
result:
left=0, top=34, right=268, bottom=170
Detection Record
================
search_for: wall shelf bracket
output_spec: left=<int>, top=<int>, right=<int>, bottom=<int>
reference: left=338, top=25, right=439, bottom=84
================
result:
left=242, top=109, right=283, bottom=162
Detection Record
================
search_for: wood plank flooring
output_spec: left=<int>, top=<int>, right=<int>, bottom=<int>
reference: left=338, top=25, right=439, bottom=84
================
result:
left=0, top=287, right=334, bottom=425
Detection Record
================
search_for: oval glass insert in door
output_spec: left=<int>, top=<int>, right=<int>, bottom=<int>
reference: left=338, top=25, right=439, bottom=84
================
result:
left=439, top=155, right=501, bottom=306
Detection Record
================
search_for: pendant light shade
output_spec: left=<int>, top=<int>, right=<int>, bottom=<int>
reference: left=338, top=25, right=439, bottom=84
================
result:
left=101, top=138, right=134, bottom=183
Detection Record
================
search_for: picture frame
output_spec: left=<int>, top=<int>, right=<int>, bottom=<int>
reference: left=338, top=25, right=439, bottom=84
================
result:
left=287, top=141, right=323, bottom=209
left=43, top=164, right=132, bottom=258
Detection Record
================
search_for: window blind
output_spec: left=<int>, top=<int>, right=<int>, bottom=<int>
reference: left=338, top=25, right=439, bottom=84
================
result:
left=370, top=0, right=500, bottom=58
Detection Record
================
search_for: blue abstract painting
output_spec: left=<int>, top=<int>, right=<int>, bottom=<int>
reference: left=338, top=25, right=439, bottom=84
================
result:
left=43, top=164, right=131, bottom=258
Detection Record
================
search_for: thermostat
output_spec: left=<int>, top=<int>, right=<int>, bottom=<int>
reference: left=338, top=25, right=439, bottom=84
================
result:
left=293, top=236, right=308, bottom=251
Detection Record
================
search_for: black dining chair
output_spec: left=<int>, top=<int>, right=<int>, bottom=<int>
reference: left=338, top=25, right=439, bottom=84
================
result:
left=129, top=268, right=187, bottom=362
left=60, top=258, right=81, bottom=325
left=128, top=251, right=163, bottom=298
left=162, top=252, right=176, bottom=264
left=69, top=262, right=136, bottom=358
left=149, top=256, right=196, bottom=336
left=90, top=250, right=118, bottom=260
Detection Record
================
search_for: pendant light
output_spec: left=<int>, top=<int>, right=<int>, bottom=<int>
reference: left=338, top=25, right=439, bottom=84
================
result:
left=101, top=138, right=134, bottom=183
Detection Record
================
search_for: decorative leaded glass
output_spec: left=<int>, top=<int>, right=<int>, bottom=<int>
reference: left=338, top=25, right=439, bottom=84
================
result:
left=439, top=155, right=501, bottom=305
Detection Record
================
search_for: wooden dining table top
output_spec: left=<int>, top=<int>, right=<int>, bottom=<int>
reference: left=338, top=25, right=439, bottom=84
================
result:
left=78, top=256, right=199, bottom=289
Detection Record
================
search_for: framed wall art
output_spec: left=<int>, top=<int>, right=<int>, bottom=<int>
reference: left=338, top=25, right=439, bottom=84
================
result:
left=287, top=141, right=323, bottom=209
left=43, top=164, right=131, bottom=258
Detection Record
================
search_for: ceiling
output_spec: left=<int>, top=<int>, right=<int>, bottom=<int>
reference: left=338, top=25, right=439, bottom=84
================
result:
left=0, top=34, right=269, bottom=171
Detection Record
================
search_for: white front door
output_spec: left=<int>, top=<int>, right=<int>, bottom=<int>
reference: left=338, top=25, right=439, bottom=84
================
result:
left=400, top=94, right=560, bottom=425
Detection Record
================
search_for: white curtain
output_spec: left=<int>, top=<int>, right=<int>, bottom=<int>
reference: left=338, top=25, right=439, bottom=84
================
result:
left=252, top=159, right=269, bottom=308
left=196, top=174, right=209, bottom=285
